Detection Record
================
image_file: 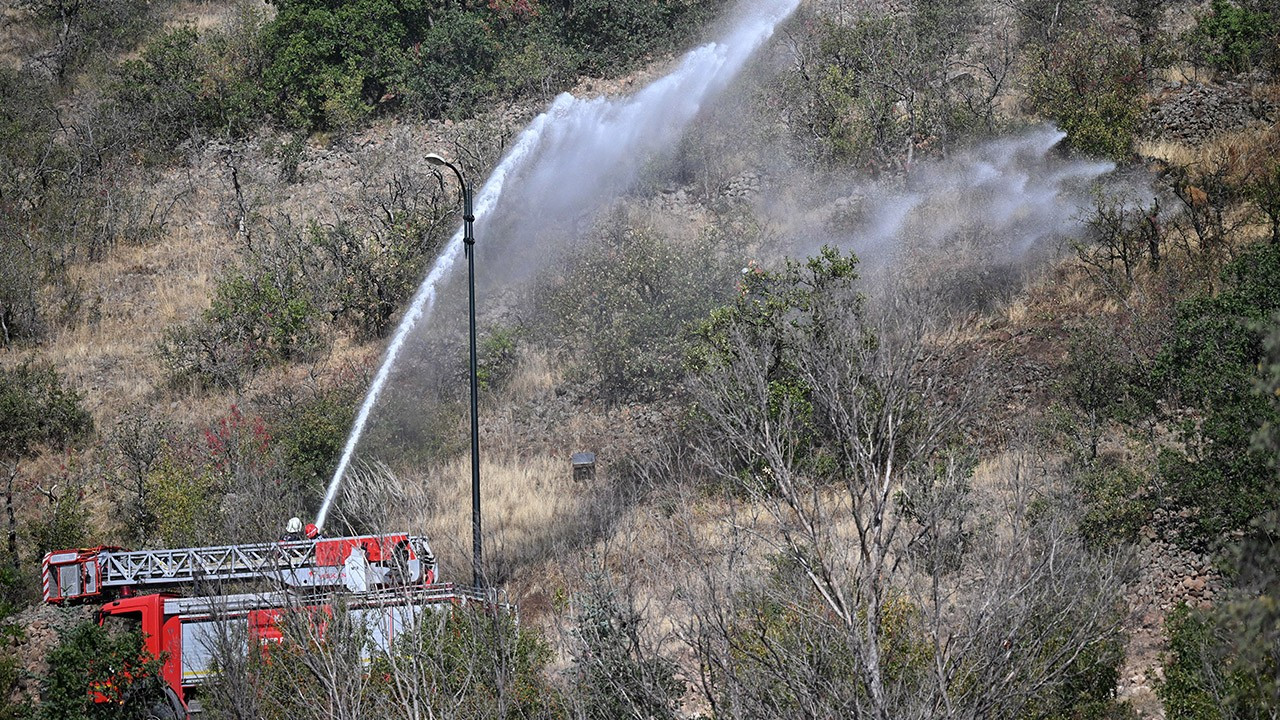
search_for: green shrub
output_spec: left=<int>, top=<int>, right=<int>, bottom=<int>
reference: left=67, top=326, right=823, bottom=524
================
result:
left=1026, top=28, right=1145, bottom=160
left=26, top=492, right=88, bottom=559
left=111, top=28, right=209, bottom=157
left=1150, top=243, right=1280, bottom=543
left=1157, top=511, right=1280, bottom=719
left=1186, top=0, right=1279, bottom=75
left=555, top=0, right=681, bottom=73
left=260, top=0, right=433, bottom=128
left=477, top=325, right=519, bottom=392
left=111, top=23, right=269, bottom=154
left=1258, top=316, right=1280, bottom=465
left=229, top=602, right=560, bottom=712
left=263, top=377, right=363, bottom=490
left=1076, top=463, right=1153, bottom=549
left=401, top=9, right=500, bottom=119
left=1160, top=606, right=1228, bottom=720
left=158, top=259, right=319, bottom=389
left=533, top=217, right=739, bottom=400
left=38, top=621, right=166, bottom=720
left=0, top=363, right=92, bottom=460
left=1022, top=633, right=1134, bottom=720
left=304, top=219, right=440, bottom=340
left=257, top=0, right=719, bottom=129
left=0, top=67, right=63, bottom=347
left=142, top=453, right=219, bottom=549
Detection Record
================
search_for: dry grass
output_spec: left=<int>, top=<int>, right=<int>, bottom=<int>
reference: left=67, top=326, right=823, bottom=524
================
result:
left=1138, top=122, right=1278, bottom=184
left=403, top=451, right=598, bottom=586
left=1156, top=63, right=1214, bottom=86
left=163, top=0, right=273, bottom=32
left=502, top=347, right=560, bottom=404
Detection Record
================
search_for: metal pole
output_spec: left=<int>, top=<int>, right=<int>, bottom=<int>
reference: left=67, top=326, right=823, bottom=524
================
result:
left=426, top=154, right=482, bottom=590
left=462, top=181, right=482, bottom=590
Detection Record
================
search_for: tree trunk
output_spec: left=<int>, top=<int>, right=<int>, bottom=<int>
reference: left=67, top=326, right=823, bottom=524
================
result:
left=5, top=464, right=18, bottom=570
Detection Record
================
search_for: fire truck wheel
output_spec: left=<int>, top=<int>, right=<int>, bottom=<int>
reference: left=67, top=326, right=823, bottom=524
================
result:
left=144, top=687, right=186, bottom=720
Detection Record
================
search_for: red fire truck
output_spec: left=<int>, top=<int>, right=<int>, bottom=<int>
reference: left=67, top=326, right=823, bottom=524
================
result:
left=42, top=533, right=491, bottom=717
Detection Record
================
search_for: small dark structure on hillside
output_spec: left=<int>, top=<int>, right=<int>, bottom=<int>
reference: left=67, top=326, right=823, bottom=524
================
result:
left=572, top=452, right=596, bottom=482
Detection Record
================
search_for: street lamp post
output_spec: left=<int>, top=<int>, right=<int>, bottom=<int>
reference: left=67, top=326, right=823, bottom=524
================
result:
left=426, top=153, right=482, bottom=590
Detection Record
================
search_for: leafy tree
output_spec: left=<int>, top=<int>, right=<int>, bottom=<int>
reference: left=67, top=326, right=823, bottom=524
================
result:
left=0, top=67, right=63, bottom=347
left=776, top=3, right=982, bottom=168
left=110, top=24, right=269, bottom=156
left=553, top=0, right=682, bottom=73
left=401, top=9, right=501, bottom=119
left=262, top=376, right=363, bottom=490
left=534, top=215, right=739, bottom=400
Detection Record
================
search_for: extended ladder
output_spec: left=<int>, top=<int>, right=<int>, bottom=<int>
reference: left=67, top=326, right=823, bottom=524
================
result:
left=42, top=534, right=437, bottom=604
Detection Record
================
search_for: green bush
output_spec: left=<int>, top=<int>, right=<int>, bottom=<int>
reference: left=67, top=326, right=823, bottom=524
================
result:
left=111, top=23, right=269, bottom=155
left=304, top=219, right=440, bottom=340
left=1026, top=28, right=1145, bottom=160
left=0, top=67, right=63, bottom=347
left=258, top=0, right=719, bottom=129
left=37, top=621, right=166, bottom=720
left=1150, top=243, right=1280, bottom=543
left=477, top=325, right=519, bottom=392
left=0, top=363, right=92, bottom=460
left=401, top=9, right=500, bottom=119
left=260, top=0, right=433, bottom=128
left=1186, top=0, right=1279, bottom=75
left=533, top=217, right=739, bottom=400
left=263, top=377, right=363, bottom=490
left=158, top=259, right=319, bottom=389
left=214, top=604, right=561, bottom=719
left=1076, top=463, right=1153, bottom=549
left=1160, top=606, right=1230, bottom=720
left=1022, top=633, right=1134, bottom=720
left=26, top=492, right=88, bottom=559
left=555, top=0, right=681, bottom=73
left=111, top=28, right=210, bottom=157
left=1157, top=511, right=1280, bottom=719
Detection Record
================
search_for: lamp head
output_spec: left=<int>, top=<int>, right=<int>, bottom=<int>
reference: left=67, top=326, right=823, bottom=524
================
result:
left=425, top=153, right=447, bottom=167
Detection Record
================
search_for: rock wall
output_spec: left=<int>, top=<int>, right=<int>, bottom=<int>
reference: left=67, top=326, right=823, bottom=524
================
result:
left=1145, top=78, right=1278, bottom=143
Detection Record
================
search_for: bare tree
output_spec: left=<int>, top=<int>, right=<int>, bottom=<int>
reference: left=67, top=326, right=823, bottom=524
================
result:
left=676, top=253, right=1131, bottom=718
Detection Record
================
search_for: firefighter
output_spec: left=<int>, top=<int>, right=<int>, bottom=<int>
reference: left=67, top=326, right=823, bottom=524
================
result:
left=281, top=517, right=304, bottom=542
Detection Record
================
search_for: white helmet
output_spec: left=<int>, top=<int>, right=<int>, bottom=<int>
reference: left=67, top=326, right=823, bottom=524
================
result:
left=286, top=517, right=303, bottom=534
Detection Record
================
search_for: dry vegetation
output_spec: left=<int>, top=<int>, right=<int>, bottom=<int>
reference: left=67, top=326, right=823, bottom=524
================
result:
left=3, top=0, right=1280, bottom=718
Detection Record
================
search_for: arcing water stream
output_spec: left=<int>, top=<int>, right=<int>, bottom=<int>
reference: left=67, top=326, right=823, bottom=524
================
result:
left=314, top=0, right=801, bottom=530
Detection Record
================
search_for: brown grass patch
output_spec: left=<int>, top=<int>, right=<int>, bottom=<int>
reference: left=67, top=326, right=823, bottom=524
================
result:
left=401, top=451, right=601, bottom=585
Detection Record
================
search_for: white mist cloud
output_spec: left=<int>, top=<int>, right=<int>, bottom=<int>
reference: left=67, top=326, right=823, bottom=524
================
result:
left=780, top=127, right=1115, bottom=280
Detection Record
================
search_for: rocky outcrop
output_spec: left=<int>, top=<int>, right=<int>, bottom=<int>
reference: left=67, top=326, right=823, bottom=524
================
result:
left=2, top=603, right=95, bottom=705
left=1144, top=77, right=1278, bottom=143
